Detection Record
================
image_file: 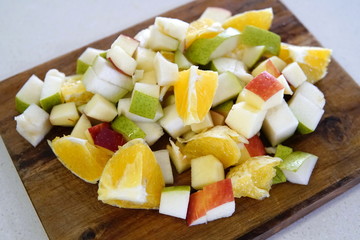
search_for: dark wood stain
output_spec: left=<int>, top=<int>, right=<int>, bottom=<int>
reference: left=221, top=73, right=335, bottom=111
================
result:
left=0, top=0, right=359, bottom=239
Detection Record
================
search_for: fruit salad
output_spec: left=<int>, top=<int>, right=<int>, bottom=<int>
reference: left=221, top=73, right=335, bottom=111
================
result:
left=14, top=7, right=332, bottom=226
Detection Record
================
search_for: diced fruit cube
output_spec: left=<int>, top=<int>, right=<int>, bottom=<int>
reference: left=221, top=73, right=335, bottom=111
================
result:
left=14, top=104, right=52, bottom=147
left=159, top=186, right=191, bottom=219
left=147, top=25, right=179, bottom=51
left=107, top=45, right=137, bottom=76
left=135, top=47, right=156, bottom=71
left=155, top=17, right=189, bottom=41
left=111, top=115, right=146, bottom=141
left=49, top=102, right=80, bottom=127
left=190, top=112, right=214, bottom=133
left=154, top=149, right=174, bottom=185
left=76, top=47, right=105, bottom=74
left=111, top=34, right=139, bottom=57
left=160, top=104, right=191, bottom=138
left=212, top=71, right=243, bottom=107
left=282, top=62, right=307, bottom=88
left=40, top=69, right=65, bottom=112
left=129, top=82, right=160, bottom=120
left=135, top=122, right=164, bottom=146
left=186, top=190, right=207, bottom=226
left=71, top=114, right=92, bottom=140
left=293, top=81, right=325, bottom=108
left=191, top=155, right=224, bottom=190
left=153, top=52, right=179, bottom=86
left=83, top=94, right=118, bottom=122
left=15, top=74, right=43, bottom=113
left=200, top=7, right=232, bottom=23
left=167, top=139, right=190, bottom=174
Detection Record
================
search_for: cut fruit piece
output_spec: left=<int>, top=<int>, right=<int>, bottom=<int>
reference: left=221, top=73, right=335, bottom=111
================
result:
left=279, top=151, right=318, bottom=185
left=244, top=134, right=266, bottom=157
left=174, top=66, right=218, bottom=125
left=222, top=8, right=273, bottom=31
left=49, top=102, right=80, bottom=127
left=76, top=47, right=105, bottom=74
left=212, top=100, right=234, bottom=118
left=251, top=58, right=282, bottom=78
left=203, top=178, right=235, bottom=222
left=135, top=122, right=164, bottom=146
left=118, top=98, right=164, bottom=123
left=61, top=75, right=94, bottom=106
left=71, top=114, right=92, bottom=140
left=185, top=27, right=240, bottom=65
left=15, top=74, right=43, bottom=113
left=240, top=71, right=284, bottom=110
left=155, top=17, right=189, bottom=41
left=185, top=18, right=223, bottom=49
left=153, top=52, right=179, bottom=86
left=191, top=155, right=224, bottom=190
left=294, top=81, right=325, bottom=109
left=83, top=94, right=118, bottom=122
left=242, top=45, right=266, bottom=68
left=262, top=100, right=299, bottom=146
left=154, top=149, right=174, bottom=185
left=277, top=74, right=293, bottom=95
left=211, top=57, right=253, bottom=84
left=137, top=70, right=157, bottom=85
left=212, top=71, right=243, bottom=107
left=90, top=124, right=127, bottom=152
left=135, top=47, right=156, bottom=71
left=159, top=104, right=191, bottom=138
left=288, top=92, right=324, bottom=134
left=111, top=34, right=139, bottom=57
left=180, top=126, right=242, bottom=169
left=174, top=50, right=193, bottom=70
left=225, top=101, right=266, bottom=139
left=200, top=7, right=232, bottom=23
left=107, top=45, right=137, bottom=76
left=190, top=112, right=214, bottom=133
left=147, top=25, right=179, bottom=51
left=50, top=136, right=112, bottom=183
left=279, top=43, right=332, bottom=83
left=159, top=186, right=191, bottom=219
left=210, top=110, right=225, bottom=126
left=275, top=144, right=293, bottom=159
left=39, top=69, right=65, bottom=112
left=226, top=156, right=281, bottom=199
left=272, top=167, right=287, bottom=185
left=240, top=25, right=281, bottom=56
left=282, top=62, right=307, bottom=88
left=167, top=139, right=190, bottom=174
left=14, top=104, right=52, bottom=147
left=111, top=115, right=146, bottom=141
left=98, top=139, right=165, bottom=209
left=186, top=190, right=207, bottom=226
left=129, top=83, right=160, bottom=120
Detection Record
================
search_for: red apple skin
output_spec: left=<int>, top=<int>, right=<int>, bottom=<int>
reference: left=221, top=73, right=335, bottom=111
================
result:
left=203, top=178, right=234, bottom=210
left=245, top=71, right=284, bottom=101
left=107, top=57, right=132, bottom=77
left=265, top=60, right=281, bottom=78
left=94, top=127, right=127, bottom=152
left=245, top=134, right=266, bottom=157
left=87, top=122, right=111, bottom=141
left=186, top=190, right=207, bottom=226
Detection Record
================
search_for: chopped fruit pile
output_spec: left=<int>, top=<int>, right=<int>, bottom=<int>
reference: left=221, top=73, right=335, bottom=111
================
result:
left=14, top=6, right=330, bottom=225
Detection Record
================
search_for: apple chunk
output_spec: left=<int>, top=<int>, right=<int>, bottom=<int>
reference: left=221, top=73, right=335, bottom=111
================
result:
left=154, top=149, right=174, bottom=185
left=191, top=155, right=225, bottom=190
left=212, top=71, right=243, bottom=107
left=159, top=186, right=191, bottom=219
left=50, top=102, right=80, bottom=127
left=129, top=83, right=160, bottom=119
left=153, top=52, right=179, bottom=86
left=111, top=115, right=146, bottom=141
left=71, top=114, right=92, bottom=139
left=40, top=69, right=65, bottom=112
left=155, top=17, right=189, bottom=41
left=107, top=45, right=137, bottom=76
left=76, top=47, right=105, bottom=74
left=83, top=94, right=118, bottom=122
left=186, top=190, right=207, bottom=226
left=111, top=34, right=139, bottom=57
left=200, top=7, right=232, bottom=23
left=282, top=62, right=307, bottom=88
left=15, top=74, right=44, bottom=113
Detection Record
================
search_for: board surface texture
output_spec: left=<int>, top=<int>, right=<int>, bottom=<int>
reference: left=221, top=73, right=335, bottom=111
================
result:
left=0, top=0, right=359, bottom=239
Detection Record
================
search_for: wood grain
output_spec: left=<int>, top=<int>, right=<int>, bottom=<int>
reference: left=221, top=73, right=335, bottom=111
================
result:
left=1, top=0, right=359, bottom=239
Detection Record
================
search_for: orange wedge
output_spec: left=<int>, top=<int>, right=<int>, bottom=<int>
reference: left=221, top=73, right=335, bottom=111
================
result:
left=174, top=66, right=218, bottom=125
left=49, top=136, right=113, bottom=184
left=185, top=18, right=223, bottom=48
left=98, top=139, right=165, bottom=209
left=222, top=8, right=273, bottom=32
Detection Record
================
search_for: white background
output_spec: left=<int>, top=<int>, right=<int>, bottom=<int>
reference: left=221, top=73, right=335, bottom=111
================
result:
left=0, top=0, right=359, bottom=239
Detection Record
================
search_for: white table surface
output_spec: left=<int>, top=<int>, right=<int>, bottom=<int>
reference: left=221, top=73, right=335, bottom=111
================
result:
left=0, top=0, right=359, bottom=239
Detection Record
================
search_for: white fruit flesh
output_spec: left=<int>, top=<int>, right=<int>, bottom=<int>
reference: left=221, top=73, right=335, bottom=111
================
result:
left=147, top=25, right=179, bottom=51
left=136, top=122, right=164, bottom=146
left=111, top=34, right=139, bottom=57
left=133, top=82, right=160, bottom=98
left=107, top=45, right=137, bottom=76
left=70, top=114, right=92, bottom=139
left=294, top=81, right=325, bottom=108
left=118, top=98, right=163, bottom=123
left=277, top=74, right=293, bottom=95
left=282, top=62, right=307, bottom=88
left=134, top=28, right=151, bottom=48
left=262, top=100, right=298, bottom=146
left=242, top=46, right=265, bottom=68
left=78, top=47, right=104, bottom=65
left=210, top=28, right=240, bottom=59
left=83, top=94, right=118, bottom=122
left=153, top=149, right=174, bottom=184
left=241, top=87, right=284, bottom=110
left=212, top=71, right=242, bottom=107
left=191, top=155, right=224, bottom=190
left=174, top=50, right=193, bottom=70
left=50, top=102, right=80, bottom=127
left=40, top=69, right=65, bottom=111
left=16, top=74, right=43, bottom=112
left=153, top=52, right=179, bottom=86
left=225, top=102, right=266, bottom=139
left=288, top=93, right=324, bottom=132
left=135, top=47, right=156, bottom=71
left=167, top=139, right=190, bottom=174
left=159, top=104, right=191, bottom=138
left=159, top=186, right=190, bottom=219
left=155, top=17, right=189, bottom=41
left=190, top=112, right=214, bottom=133
left=206, top=201, right=235, bottom=222
left=14, top=104, right=52, bottom=147
left=200, top=7, right=232, bottom=23
left=212, top=57, right=253, bottom=83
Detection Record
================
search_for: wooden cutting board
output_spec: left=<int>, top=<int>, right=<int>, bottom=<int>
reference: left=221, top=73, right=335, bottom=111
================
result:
left=1, top=0, right=359, bottom=239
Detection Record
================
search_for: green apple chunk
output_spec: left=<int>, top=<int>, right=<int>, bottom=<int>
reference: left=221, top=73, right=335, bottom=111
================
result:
left=15, top=74, right=44, bottom=113
left=50, top=102, right=80, bottom=127
left=185, top=27, right=240, bottom=65
left=40, top=69, right=65, bottom=112
left=147, top=25, right=179, bottom=51
left=175, top=50, right=193, bottom=70
left=129, top=83, right=160, bottom=119
left=153, top=149, right=174, bottom=184
left=14, top=104, right=52, bottom=147
left=242, top=45, right=265, bottom=68
left=84, top=94, right=118, bottom=122
left=288, top=92, right=324, bottom=134
left=212, top=99, right=234, bottom=117
left=240, top=25, right=281, bottom=56
left=76, top=47, right=105, bottom=74
left=272, top=167, right=287, bottom=185
left=212, top=72, right=242, bottom=107
left=159, top=186, right=191, bottom=219
left=111, top=115, right=146, bottom=141
left=118, top=98, right=164, bottom=123
left=211, top=57, right=253, bottom=84
left=71, top=114, right=92, bottom=139
left=275, top=144, right=293, bottom=159
left=279, top=151, right=318, bottom=185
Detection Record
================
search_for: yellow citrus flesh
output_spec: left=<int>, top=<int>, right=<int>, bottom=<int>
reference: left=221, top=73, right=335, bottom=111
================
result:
left=222, top=8, right=273, bottom=32
left=226, top=156, right=281, bottom=200
left=50, top=136, right=113, bottom=184
left=279, top=43, right=332, bottom=83
left=174, top=66, right=218, bottom=125
left=180, top=126, right=243, bottom=168
left=61, top=75, right=94, bottom=106
left=98, top=139, right=165, bottom=209
left=185, top=18, right=223, bottom=48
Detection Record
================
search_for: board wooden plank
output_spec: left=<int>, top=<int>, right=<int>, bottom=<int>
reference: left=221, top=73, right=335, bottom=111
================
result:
left=1, top=0, right=359, bottom=239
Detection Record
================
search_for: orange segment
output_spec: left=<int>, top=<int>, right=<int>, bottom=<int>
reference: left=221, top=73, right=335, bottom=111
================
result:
left=226, top=156, right=281, bottom=199
left=179, top=126, right=244, bottom=168
left=61, top=75, right=94, bottom=106
left=185, top=18, right=223, bottom=48
left=222, top=8, right=273, bottom=32
left=98, top=139, right=165, bottom=209
left=279, top=43, right=332, bottom=83
left=174, top=66, right=218, bottom=125
left=49, top=136, right=113, bottom=184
